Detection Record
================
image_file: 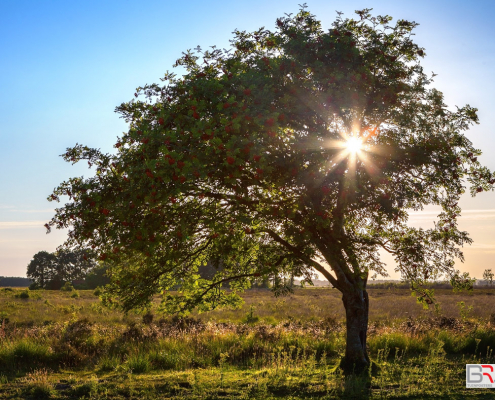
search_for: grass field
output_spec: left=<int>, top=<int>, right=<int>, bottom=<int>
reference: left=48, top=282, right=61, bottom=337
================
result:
left=1, top=286, right=495, bottom=399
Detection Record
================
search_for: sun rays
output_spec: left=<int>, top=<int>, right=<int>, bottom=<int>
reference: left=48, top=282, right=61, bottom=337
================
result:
left=345, top=137, right=363, bottom=154
left=321, top=128, right=381, bottom=181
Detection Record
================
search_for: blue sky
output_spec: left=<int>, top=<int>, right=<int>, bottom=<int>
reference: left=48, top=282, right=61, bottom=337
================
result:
left=1, top=0, right=495, bottom=279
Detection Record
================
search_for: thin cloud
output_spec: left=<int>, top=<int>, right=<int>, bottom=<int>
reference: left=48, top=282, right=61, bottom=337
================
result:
left=0, top=221, right=49, bottom=229
left=409, top=209, right=495, bottom=221
left=14, top=209, right=56, bottom=213
left=1, top=208, right=56, bottom=214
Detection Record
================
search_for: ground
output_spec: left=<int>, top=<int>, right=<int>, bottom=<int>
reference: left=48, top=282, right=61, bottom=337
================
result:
left=1, top=286, right=495, bottom=399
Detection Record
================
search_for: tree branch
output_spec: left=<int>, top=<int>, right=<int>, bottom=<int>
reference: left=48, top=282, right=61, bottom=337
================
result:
left=261, top=228, right=341, bottom=290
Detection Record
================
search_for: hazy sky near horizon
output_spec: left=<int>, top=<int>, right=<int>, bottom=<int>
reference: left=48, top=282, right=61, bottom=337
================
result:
left=1, top=0, right=495, bottom=279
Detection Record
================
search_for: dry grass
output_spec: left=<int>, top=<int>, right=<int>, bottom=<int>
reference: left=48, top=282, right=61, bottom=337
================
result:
left=191, top=287, right=495, bottom=324
left=1, top=286, right=495, bottom=327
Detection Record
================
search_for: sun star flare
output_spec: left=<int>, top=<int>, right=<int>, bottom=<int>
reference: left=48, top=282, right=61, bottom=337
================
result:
left=345, top=137, right=363, bottom=154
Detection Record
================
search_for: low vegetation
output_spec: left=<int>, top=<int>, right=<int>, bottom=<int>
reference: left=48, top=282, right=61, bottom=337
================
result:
left=1, top=287, right=495, bottom=398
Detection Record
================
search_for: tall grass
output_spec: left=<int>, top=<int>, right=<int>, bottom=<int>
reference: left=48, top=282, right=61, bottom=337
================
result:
left=0, top=340, right=55, bottom=372
left=1, top=288, right=495, bottom=398
left=2, top=314, right=495, bottom=376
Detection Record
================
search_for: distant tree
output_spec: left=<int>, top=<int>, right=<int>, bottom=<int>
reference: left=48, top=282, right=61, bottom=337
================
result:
left=85, top=262, right=111, bottom=289
left=45, top=274, right=64, bottom=290
left=26, top=251, right=56, bottom=288
left=198, top=260, right=272, bottom=288
left=197, top=261, right=221, bottom=280
left=261, top=276, right=270, bottom=289
left=26, top=249, right=95, bottom=289
left=252, top=275, right=270, bottom=289
left=55, top=248, right=96, bottom=282
left=47, top=8, right=494, bottom=372
left=483, top=269, right=494, bottom=286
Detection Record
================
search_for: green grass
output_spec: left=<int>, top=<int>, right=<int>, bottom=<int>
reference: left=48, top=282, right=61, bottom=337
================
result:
left=1, top=355, right=494, bottom=399
left=1, top=287, right=495, bottom=398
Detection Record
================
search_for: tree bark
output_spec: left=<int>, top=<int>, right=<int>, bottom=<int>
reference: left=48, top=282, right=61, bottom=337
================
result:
left=341, top=287, right=370, bottom=374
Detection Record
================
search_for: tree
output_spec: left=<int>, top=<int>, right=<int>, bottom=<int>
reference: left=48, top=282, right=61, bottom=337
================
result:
left=55, top=248, right=96, bottom=282
left=27, top=251, right=56, bottom=288
left=26, top=249, right=95, bottom=289
left=85, top=262, right=111, bottom=289
left=483, top=269, right=494, bottom=286
left=47, top=8, right=494, bottom=372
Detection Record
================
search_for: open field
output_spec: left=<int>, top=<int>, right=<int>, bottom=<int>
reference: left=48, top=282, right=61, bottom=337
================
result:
left=2, top=287, right=495, bottom=398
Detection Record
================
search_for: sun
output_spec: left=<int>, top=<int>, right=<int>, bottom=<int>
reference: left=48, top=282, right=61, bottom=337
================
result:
left=345, top=137, right=363, bottom=153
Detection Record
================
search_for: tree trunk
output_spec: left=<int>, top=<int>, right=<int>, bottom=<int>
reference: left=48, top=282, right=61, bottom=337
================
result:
left=341, top=288, right=370, bottom=374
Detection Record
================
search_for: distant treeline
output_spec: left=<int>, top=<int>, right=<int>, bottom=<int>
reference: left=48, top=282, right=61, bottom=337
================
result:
left=0, top=277, right=32, bottom=287
left=368, top=281, right=495, bottom=289
left=294, top=280, right=495, bottom=290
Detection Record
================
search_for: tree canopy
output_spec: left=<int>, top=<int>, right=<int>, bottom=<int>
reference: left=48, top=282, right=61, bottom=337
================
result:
left=27, top=251, right=56, bottom=289
left=47, top=7, right=493, bottom=370
left=27, top=249, right=95, bottom=289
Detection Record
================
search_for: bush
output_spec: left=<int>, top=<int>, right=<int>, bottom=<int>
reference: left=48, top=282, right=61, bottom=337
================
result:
left=63, top=318, right=93, bottom=346
left=93, top=287, right=102, bottom=296
left=142, top=312, right=154, bottom=325
left=70, top=291, right=80, bottom=299
left=15, top=290, right=30, bottom=299
left=29, top=282, right=41, bottom=290
left=60, top=282, right=74, bottom=292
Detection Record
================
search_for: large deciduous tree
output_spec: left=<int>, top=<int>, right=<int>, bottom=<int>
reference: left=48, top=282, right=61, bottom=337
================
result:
left=47, top=8, right=494, bottom=371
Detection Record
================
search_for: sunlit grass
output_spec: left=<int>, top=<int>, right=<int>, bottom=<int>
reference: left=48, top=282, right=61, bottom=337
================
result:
left=1, top=287, right=495, bottom=398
